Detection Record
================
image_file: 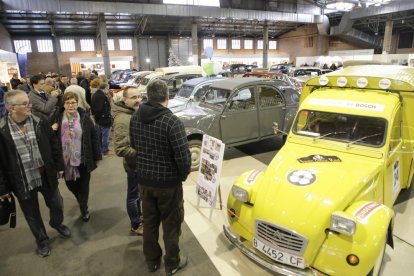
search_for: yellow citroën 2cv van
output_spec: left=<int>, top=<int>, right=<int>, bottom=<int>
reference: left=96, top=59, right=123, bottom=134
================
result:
left=224, top=65, right=414, bottom=275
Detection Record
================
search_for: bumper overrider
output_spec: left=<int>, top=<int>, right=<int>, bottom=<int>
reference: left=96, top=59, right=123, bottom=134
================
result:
left=223, top=226, right=324, bottom=276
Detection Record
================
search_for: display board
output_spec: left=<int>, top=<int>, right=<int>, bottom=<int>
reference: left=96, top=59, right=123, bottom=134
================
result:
left=196, top=134, right=225, bottom=209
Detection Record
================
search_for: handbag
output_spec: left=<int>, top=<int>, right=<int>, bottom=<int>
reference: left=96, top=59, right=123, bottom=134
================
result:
left=0, top=194, right=16, bottom=228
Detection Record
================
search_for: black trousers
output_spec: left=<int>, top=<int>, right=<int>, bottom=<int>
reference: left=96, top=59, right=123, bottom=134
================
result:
left=139, top=185, right=184, bottom=272
left=17, top=183, right=64, bottom=247
left=65, top=164, right=90, bottom=213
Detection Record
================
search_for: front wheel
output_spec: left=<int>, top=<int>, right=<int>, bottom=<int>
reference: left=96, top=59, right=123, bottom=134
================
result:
left=189, top=139, right=202, bottom=171
left=367, top=234, right=387, bottom=276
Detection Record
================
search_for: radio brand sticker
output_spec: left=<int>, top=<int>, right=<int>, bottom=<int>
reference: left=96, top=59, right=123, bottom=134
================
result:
left=353, top=202, right=382, bottom=222
left=298, top=155, right=342, bottom=163
left=287, top=170, right=316, bottom=186
left=308, top=99, right=384, bottom=112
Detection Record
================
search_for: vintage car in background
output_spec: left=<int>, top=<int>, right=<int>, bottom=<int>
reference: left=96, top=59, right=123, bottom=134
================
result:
left=269, top=63, right=294, bottom=74
left=167, top=76, right=225, bottom=113
left=109, top=69, right=137, bottom=89
left=119, top=71, right=153, bottom=88
left=176, top=77, right=299, bottom=170
left=225, top=65, right=414, bottom=275
left=159, top=73, right=203, bottom=98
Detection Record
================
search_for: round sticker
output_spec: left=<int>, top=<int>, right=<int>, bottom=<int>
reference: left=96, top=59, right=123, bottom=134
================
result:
left=319, top=76, right=329, bottom=86
left=379, top=78, right=391, bottom=89
left=356, top=77, right=368, bottom=88
left=287, top=170, right=316, bottom=186
left=337, top=77, right=348, bottom=87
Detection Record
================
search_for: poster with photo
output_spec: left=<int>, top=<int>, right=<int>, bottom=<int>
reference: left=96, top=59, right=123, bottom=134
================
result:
left=196, top=134, right=225, bottom=207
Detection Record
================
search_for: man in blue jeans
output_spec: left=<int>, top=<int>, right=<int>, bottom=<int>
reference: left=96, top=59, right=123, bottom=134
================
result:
left=113, top=86, right=143, bottom=234
left=91, top=82, right=113, bottom=156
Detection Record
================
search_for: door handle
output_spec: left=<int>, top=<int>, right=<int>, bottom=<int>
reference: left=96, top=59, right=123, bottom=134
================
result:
left=221, top=115, right=226, bottom=119
left=282, top=107, right=286, bottom=110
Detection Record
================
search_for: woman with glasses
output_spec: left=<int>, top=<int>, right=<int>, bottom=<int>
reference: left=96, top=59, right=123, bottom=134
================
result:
left=54, top=92, right=102, bottom=222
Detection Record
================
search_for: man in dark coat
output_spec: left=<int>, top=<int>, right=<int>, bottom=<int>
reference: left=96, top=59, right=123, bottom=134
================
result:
left=0, top=90, right=71, bottom=257
left=91, top=82, right=113, bottom=156
left=130, top=80, right=191, bottom=275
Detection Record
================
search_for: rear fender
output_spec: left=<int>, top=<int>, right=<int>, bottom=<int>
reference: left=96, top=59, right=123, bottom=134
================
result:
left=312, top=201, right=394, bottom=276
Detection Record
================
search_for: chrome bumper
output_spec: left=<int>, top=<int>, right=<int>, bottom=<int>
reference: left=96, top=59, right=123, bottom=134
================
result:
left=223, top=225, right=320, bottom=276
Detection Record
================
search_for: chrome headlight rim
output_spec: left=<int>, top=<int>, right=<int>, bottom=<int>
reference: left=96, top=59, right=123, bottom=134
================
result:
left=232, top=185, right=249, bottom=203
left=330, top=213, right=357, bottom=236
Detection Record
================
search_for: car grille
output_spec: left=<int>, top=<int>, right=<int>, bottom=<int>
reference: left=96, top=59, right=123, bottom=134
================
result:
left=255, top=219, right=308, bottom=256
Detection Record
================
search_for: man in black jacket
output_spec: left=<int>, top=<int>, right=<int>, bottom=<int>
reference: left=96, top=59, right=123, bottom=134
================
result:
left=0, top=90, right=71, bottom=257
left=130, top=80, right=191, bottom=275
left=91, top=82, right=113, bottom=156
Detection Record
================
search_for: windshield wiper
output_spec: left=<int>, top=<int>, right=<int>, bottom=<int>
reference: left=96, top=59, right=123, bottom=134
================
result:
left=346, top=133, right=383, bottom=147
left=313, top=131, right=347, bottom=141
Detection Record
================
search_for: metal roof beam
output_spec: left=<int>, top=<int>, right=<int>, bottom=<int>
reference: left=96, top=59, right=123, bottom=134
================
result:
left=3, top=0, right=324, bottom=24
left=349, top=0, right=414, bottom=20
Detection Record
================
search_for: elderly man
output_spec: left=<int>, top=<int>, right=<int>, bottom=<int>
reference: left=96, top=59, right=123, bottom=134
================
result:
left=28, top=75, right=59, bottom=119
left=130, top=80, right=191, bottom=275
left=0, top=90, right=71, bottom=257
left=65, top=77, right=90, bottom=111
left=113, top=86, right=143, bottom=235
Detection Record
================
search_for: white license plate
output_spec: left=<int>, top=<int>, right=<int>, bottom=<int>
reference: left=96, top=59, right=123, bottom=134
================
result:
left=253, top=237, right=305, bottom=269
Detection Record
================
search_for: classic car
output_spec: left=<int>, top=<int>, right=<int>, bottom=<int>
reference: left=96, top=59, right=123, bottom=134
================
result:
left=224, top=65, right=414, bottom=275
left=176, top=77, right=299, bottom=170
left=159, top=73, right=203, bottom=98
left=167, top=76, right=225, bottom=113
left=269, top=63, right=293, bottom=74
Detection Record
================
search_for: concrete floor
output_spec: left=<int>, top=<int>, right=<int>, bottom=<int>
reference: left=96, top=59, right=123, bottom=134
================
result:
left=1, top=137, right=414, bottom=275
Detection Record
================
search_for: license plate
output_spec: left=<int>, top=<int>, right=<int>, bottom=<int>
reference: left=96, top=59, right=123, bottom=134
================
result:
left=253, top=237, right=305, bottom=269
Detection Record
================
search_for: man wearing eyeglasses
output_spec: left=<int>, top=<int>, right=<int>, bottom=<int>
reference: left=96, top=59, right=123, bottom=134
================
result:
left=113, top=86, right=143, bottom=235
left=28, top=75, right=59, bottom=119
left=0, top=90, right=71, bottom=257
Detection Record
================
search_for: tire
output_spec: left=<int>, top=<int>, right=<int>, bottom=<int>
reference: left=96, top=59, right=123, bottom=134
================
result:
left=367, top=233, right=387, bottom=276
left=189, top=139, right=202, bottom=171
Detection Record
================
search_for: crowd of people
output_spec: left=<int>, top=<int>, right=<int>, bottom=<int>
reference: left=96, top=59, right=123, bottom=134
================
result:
left=0, top=70, right=191, bottom=275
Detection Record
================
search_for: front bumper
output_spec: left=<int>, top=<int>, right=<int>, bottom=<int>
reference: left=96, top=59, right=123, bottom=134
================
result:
left=223, top=225, right=323, bottom=276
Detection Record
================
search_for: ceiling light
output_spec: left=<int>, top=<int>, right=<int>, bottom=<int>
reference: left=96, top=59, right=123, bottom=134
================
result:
left=326, top=1, right=356, bottom=11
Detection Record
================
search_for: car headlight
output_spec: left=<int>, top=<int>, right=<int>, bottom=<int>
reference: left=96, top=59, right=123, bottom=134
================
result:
left=232, top=185, right=249, bottom=203
left=330, top=213, right=356, bottom=235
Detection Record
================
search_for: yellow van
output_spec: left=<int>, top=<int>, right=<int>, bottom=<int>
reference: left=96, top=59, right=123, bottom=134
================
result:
left=225, top=65, right=414, bottom=275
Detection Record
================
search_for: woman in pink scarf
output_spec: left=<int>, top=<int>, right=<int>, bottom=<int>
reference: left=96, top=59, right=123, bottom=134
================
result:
left=55, top=92, right=102, bottom=222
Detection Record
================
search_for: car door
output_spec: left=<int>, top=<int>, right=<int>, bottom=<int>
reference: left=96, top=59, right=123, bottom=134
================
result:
left=257, top=85, right=286, bottom=138
left=220, top=86, right=259, bottom=144
left=384, top=107, right=403, bottom=207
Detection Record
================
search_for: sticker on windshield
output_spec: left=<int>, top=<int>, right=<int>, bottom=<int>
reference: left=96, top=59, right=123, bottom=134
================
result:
left=308, top=99, right=384, bottom=112
left=298, top=155, right=342, bottom=163
left=287, top=170, right=316, bottom=186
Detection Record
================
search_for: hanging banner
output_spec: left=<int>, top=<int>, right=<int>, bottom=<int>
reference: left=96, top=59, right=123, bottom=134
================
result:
left=17, top=53, right=27, bottom=77
left=196, top=134, right=225, bottom=207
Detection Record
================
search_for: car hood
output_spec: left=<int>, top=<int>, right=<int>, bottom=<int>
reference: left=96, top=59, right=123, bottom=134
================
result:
left=251, top=143, right=382, bottom=256
left=168, top=98, right=188, bottom=108
left=176, top=106, right=218, bottom=128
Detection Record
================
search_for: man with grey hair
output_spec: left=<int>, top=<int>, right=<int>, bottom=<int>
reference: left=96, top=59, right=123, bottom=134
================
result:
left=113, top=86, right=143, bottom=235
left=65, top=77, right=90, bottom=111
left=91, top=82, right=113, bottom=156
left=130, top=80, right=191, bottom=275
left=0, top=90, right=71, bottom=257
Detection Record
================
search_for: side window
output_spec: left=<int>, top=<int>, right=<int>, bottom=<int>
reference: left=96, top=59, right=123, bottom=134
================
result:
left=228, top=87, right=256, bottom=112
left=390, top=108, right=402, bottom=151
left=258, top=86, right=284, bottom=108
left=174, top=78, right=184, bottom=90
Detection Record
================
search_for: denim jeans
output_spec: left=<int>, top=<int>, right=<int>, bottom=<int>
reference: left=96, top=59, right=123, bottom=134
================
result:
left=139, top=185, right=184, bottom=272
left=17, top=183, right=64, bottom=247
left=126, top=170, right=142, bottom=229
left=97, top=125, right=111, bottom=154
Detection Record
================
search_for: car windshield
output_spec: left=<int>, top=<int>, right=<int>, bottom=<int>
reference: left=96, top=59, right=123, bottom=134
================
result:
left=293, top=110, right=387, bottom=147
left=141, top=78, right=151, bottom=85
left=201, top=88, right=231, bottom=107
left=294, top=69, right=321, bottom=77
left=176, top=85, right=194, bottom=98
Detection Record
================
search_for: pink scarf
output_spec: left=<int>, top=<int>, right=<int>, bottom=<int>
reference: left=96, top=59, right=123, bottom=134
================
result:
left=61, top=111, right=83, bottom=181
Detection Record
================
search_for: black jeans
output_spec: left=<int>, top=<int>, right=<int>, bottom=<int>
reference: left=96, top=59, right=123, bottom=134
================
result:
left=139, top=185, right=184, bottom=272
left=17, top=183, right=64, bottom=247
left=65, top=164, right=90, bottom=214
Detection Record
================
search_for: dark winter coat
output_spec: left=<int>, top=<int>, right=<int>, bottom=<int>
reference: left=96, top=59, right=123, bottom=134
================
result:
left=91, top=89, right=112, bottom=128
left=0, top=114, right=64, bottom=200
left=55, top=107, right=102, bottom=172
left=130, top=101, right=191, bottom=188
